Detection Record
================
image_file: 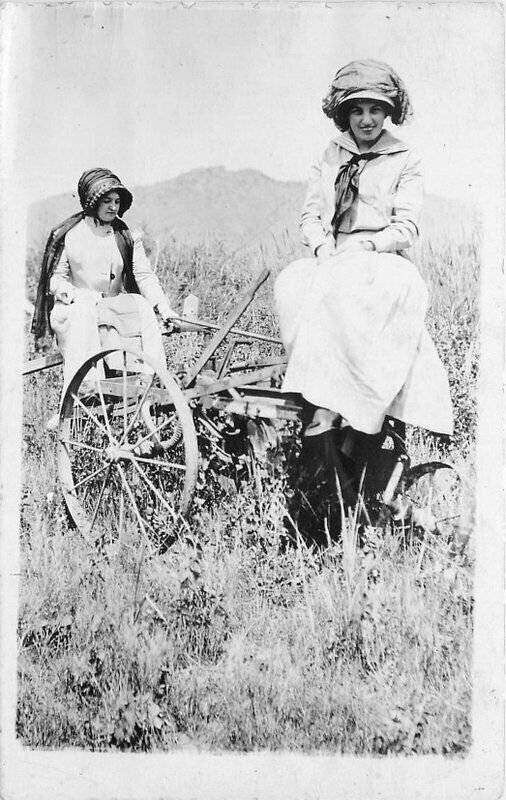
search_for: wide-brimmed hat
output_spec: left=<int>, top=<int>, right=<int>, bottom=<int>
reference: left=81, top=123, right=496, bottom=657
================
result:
left=77, top=168, right=133, bottom=217
left=322, top=59, right=413, bottom=128
left=338, top=90, right=395, bottom=108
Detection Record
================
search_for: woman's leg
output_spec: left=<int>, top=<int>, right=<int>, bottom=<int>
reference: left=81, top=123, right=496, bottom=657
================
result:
left=132, top=296, right=166, bottom=371
left=50, top=294, right=102, bottom=391
left=275, top=252, right=429, bottom=434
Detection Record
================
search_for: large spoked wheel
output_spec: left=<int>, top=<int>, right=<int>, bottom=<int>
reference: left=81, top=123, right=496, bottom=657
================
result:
left=58, top=347, right=199, bottom=549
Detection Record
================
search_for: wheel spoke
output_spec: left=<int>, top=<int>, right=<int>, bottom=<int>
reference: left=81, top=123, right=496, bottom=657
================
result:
left=119, top=373, right=155, bottom=446
left=122, top=351, right=128, bottom=440
left=130, top=414, right=178, bottom=451
left=69, top=461, right=110, bottom=493
left=119, top=493, right=125, bottom=539
left=132, top=455, right=186, bottom=471
left=60, top=351, right=197, bottom=542
left=71, top=392, right=112, bottom=440
left=94, top=370, right=116, bottom=443
left=60, top=438, right=103, bottom=454
left=115, top=463, right=154, bottom=551
left=130, top=458, right=179, bottom=521
left=88, top=465, right=112, bottom=533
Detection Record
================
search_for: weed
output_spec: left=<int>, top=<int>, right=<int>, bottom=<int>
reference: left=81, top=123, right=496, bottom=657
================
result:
left=18, top=214, right=477, bottom=753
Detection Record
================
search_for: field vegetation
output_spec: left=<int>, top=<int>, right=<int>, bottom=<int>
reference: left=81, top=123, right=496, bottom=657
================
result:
left=18, top=209, right=479, bottom=754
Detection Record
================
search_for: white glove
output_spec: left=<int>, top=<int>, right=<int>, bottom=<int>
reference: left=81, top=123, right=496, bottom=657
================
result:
left=156, top=301, right=178, bottom=323
left=315, top=243, right=337, bottom=263
left=54, top=284, right=76, bottom=305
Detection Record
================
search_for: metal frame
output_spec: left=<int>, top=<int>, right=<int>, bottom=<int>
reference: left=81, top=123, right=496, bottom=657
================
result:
left=23, top=269, right=456, bottom=537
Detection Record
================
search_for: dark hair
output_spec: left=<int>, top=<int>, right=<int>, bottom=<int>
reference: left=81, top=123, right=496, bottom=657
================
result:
left=333, top=99, right=393, bottom=132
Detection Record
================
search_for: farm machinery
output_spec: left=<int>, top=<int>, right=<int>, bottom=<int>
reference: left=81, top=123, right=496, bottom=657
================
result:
left=23, top=269, right=457, bottom=548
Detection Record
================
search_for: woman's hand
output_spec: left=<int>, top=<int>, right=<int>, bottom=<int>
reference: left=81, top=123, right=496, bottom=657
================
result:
left=315, top=243, right=337, bottom=263
left=55, top=285, right=76, bottom=305
left=316, top=239, right=376, bottom=262
left=336, top=238, right=376, bottom=256
left=157, top=301, right=179, bottom=331
left=341, top=239, right=376, bottom=254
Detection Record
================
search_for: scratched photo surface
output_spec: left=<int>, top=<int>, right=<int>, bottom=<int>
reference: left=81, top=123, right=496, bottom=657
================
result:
left=1, top=2, right=503, bottom=799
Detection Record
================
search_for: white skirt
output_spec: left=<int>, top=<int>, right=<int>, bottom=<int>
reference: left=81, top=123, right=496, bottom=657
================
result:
left=274, top=252, right=453, bottom=435
left=50, top=290, right=166, bottom=390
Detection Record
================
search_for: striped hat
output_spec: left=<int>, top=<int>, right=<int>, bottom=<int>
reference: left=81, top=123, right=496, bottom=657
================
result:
left=77, top=168, right=133, bottom=217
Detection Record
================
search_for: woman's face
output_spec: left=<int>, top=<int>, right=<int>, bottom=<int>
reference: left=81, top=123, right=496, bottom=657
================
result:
left=347, top=100, right=387, bottom=148
left=96, top=191, right=121, bottom=223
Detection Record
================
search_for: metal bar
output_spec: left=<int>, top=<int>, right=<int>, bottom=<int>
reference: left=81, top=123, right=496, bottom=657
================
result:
left=200, top=394, right=303, bottom=422
left=184, top=363, right=286, bottom=400
left=183, top=269, right=271, bottom=389
left=216, top=341, right=237, bottom=380
left=22, top=352, right=63, bottom=375
left=163, top=316, right=282, bottom=346
left=228, top=355, right=287, bottom=372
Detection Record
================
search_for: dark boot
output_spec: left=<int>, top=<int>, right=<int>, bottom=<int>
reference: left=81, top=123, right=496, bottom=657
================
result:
left=287, top=428, right=359, bottom=546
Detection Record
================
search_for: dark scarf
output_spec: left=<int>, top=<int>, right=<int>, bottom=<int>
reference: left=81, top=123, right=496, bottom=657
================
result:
left=331, top=152, right=381, bottom=237
left=32, top=214, right=140, bottom=340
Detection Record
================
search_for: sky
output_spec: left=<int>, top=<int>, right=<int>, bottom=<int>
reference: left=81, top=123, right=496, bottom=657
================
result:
left=2, top=1, right=504, bottom=208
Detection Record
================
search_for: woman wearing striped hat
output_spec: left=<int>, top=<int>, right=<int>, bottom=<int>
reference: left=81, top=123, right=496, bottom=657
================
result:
left=274, top=59, right=453, bottom=514
left=33, top=168, right=175, bottom=400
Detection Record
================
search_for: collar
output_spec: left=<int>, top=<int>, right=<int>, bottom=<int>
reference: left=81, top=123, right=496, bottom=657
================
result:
left=332, top=128, right=409, bottom=156
left=84, top=215, right=114, bottom=235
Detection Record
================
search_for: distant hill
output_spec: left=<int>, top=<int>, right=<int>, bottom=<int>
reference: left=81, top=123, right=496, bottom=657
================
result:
left=27, top=167, right=306, bottom=254
left=27, top=166, right=478, bottom=254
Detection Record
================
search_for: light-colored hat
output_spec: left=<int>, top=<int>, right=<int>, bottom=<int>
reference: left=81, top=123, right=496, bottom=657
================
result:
left=322, top=59, right=413, bottom=129
left=338, top=90, right=395, bottom=108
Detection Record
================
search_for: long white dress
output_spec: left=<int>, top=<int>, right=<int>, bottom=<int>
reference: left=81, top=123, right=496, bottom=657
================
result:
left=274, top=129, right=453, bottom=436
left=49, top=217, right=169, bottom=387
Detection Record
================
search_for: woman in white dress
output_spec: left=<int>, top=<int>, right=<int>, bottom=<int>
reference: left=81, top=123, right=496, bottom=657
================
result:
left=274, top=60, right=453, bottom=519
left=33, top=168, right=175, bottom=395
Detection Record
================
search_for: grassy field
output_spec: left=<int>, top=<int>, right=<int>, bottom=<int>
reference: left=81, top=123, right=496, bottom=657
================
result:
left=18, top=213, right=479, bottom=754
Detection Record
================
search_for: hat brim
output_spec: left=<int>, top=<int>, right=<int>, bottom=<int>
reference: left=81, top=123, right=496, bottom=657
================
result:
left=84, top=180, right=133, bottom=216
left=338, top=90, right=395, bottom=108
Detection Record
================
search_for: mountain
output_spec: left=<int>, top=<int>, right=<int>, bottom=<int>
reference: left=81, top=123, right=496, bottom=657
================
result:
left=27, top=167, right=307, bottom=254
left=27, top=165, right=478, bottom=255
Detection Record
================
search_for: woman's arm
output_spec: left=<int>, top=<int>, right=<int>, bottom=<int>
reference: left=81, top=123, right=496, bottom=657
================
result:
left=368, top=149, right=423, bottom=253
left=131, top=232, right=176, bottom=318
left=49, top=247, right=76, bottom=304
left=300, top=154, right=336, bottom=256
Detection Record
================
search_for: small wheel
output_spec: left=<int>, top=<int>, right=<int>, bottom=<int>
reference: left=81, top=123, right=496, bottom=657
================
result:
left=394, top=461, right=461, bottom=538
left=58, top=347, right=199, bottom=548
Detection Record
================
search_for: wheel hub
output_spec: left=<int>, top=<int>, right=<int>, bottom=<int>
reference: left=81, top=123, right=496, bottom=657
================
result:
left=104, top=444, right=133, bottom=463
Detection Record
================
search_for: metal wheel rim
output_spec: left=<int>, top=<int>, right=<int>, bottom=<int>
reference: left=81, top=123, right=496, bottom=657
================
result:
left=57, top=346, right=198, bottom=546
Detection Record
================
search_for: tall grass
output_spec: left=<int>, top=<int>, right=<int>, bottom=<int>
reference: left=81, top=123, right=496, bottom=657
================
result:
left=18, top=215, right=478, bottom=754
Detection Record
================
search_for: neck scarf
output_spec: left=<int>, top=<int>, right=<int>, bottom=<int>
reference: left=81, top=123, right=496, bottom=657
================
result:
left=331, top=152, right=380, bottom=236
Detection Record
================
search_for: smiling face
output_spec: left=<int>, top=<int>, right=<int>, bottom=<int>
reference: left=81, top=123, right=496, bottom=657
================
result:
left=347, top=100, right=388, bottom=149
left=96, top=191, right=121, bottom=223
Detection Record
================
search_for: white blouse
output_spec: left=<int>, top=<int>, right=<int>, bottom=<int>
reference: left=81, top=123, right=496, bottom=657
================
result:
left=49, top=217, right=170, bottom=314
left=300, top=129, right=423, bottom=256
